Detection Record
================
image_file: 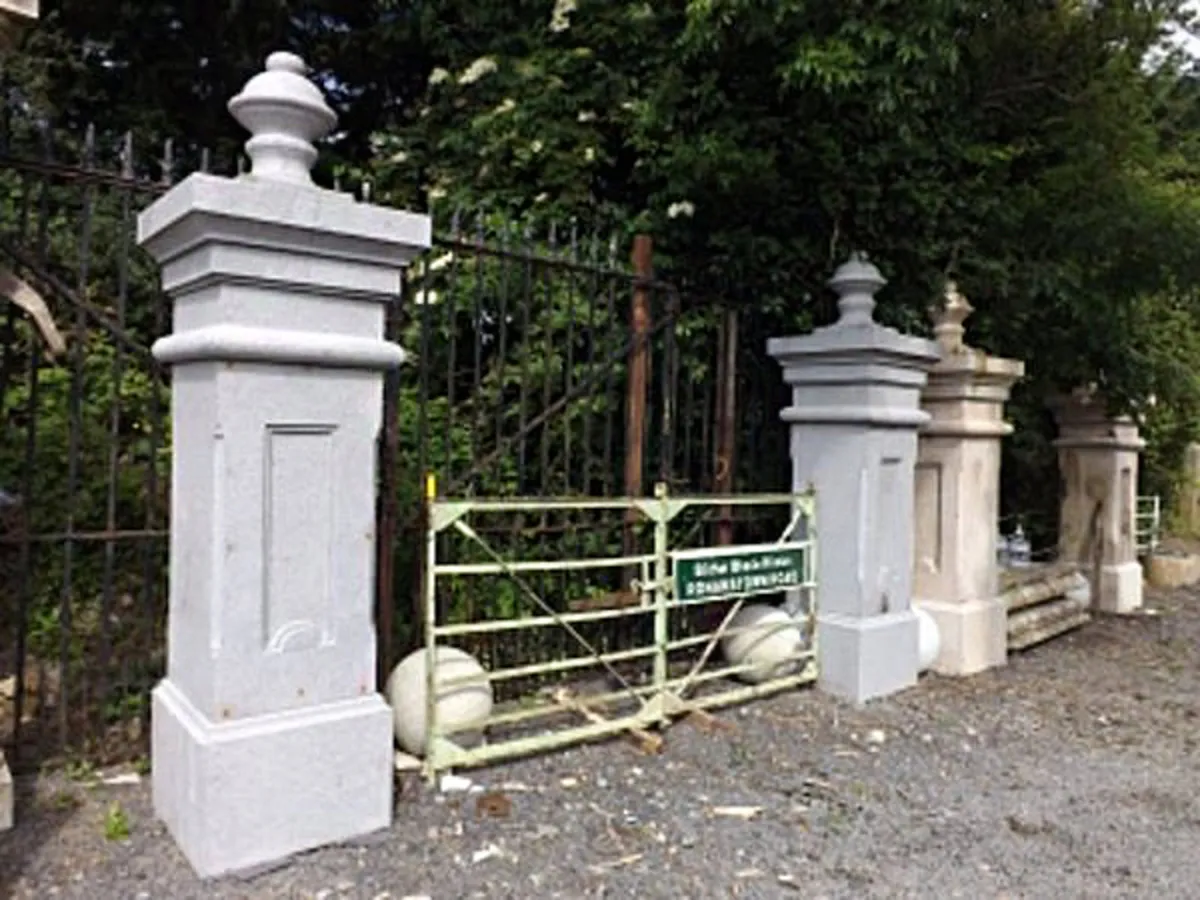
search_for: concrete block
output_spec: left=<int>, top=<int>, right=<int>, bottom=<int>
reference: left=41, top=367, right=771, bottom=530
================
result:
left=1145, top=552, right=1200, bottom=589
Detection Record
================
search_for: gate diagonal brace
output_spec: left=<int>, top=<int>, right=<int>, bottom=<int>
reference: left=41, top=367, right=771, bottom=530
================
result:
left=551, top=688, right=663, bottom=755
left=451, top=518, right=648, bottom=706
left=550, top=688, right=728, bottom=752
left=673, top=509, right=810, bottom=701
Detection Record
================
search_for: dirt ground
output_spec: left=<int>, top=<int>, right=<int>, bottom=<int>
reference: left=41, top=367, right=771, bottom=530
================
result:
left=2, top=584, right=1198, bottom=900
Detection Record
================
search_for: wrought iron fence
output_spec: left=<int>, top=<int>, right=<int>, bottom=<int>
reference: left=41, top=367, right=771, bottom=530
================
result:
left=376, top=222, right=793, bottom=675
left=0, top=112, right=795, bottom=772
left=0, top=114, right=194, bottom=772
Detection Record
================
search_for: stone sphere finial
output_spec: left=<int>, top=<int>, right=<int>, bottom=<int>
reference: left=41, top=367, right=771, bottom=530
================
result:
left=931, top=280, right=974, bottom=353
left=829, top=252, right=884, bottom=326
left=228, top=51, right=337, bottom=187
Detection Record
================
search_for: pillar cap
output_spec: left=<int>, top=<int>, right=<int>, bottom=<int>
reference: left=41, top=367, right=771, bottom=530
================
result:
left=923, top=281, right=1024, bottom=383
left=1050, top=386, right=1145, bottom=451
left=768, top=253, right=940, bottom=368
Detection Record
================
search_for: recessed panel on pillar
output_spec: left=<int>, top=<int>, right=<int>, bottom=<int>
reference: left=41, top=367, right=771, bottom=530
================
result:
left=913, top=460, right=944, bottom=581
left=262, top=423, right=337, bottom=655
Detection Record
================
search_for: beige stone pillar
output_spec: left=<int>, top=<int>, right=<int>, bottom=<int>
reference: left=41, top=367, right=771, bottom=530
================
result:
left=1051, top=388, right=1144, bottom=613
left=913, top=284, right=1024, bottom=675
left=1172, top=443, right=1200, bottom=536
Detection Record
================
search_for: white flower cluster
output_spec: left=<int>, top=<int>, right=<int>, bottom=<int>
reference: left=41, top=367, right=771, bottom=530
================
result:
left=550, top=0, right=577, bottom=33
left=458, top=56, right=498, bottom=86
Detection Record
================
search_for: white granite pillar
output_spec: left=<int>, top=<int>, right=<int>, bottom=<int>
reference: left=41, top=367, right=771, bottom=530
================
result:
left=1052, top=388, right=1145, bottom=614
left=140, top=52, right=431, bottom=877
left=768, top=255, right=939, bottom=703
left=913, top=284, right=1024, bottom=675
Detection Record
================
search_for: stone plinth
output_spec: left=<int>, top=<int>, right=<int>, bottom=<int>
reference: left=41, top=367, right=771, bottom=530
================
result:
left=1145, top=551, right=1200, bottom=589
left=768, top=255, right=939, bottom=704
left=141, top=53, right=431, bottom=877
left=1051, top=388, right=1145, bottom=614
left=913, top=284, right=1024, bottom=676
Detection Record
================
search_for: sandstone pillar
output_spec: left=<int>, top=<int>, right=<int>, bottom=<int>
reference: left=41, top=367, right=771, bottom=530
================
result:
left=1051, top=388, right=1144, bottom=614
left=912, top=283, right=1023, bottom=675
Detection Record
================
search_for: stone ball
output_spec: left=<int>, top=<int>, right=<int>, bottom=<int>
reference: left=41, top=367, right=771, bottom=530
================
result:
left=915, top=605, right=940, bottom=673
left=1065, top=572, right=1092, bottom=605
left=386, top=645, right=493, bottom=757
left=720, top=604, right=805, bottom=685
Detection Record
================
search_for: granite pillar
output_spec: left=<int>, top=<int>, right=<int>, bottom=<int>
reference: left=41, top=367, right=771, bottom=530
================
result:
left=140, top=52, right=431, bottom=876
left=768, top=255, right=939, bottom=703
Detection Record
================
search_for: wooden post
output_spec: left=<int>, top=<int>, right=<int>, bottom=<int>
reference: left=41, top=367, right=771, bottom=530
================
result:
left=623, top=235, right=652, bottom=587
left=714, top=307, right=738, bottom=545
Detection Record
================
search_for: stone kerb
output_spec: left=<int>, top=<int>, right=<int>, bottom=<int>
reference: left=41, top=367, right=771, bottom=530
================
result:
left=768, top=254, right=939, bottom=704
left=913, top=283, right=1024, bottom=676
left=140, top=52, right=430, bottom=877
left=1051, top=387, right=1145, bottom=614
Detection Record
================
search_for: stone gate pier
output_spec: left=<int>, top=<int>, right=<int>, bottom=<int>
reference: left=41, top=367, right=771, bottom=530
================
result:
left=140, top=53, right=429, bottom=876
left=769, top=255, right=939, bottom=704
left=1052, top=387, right=1145, bottom=614
left=912, top=284, right=1023, bottom=675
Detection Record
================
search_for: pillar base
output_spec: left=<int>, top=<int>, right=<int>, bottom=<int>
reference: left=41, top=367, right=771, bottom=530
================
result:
left=1096, top=560, right=1144, bottom=614
left=152, top=679, right=393, bottom=878
left=817, top=610, right=918, bottom=704
left=916, top=597, right=1007, bottom=676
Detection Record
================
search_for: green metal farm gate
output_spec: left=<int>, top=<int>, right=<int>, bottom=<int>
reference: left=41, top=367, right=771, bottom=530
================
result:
left=417, top=482, right=817, bottom=778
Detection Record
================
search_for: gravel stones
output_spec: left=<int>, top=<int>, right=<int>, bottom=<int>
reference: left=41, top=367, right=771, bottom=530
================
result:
left=3, top=587, right=1198, bottom=899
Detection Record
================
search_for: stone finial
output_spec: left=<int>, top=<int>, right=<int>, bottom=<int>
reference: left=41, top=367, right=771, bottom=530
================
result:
left=931, top=281, right=973, bottom=353
left=228, top=52, right=337, bottom=187
left=829, top=253, right=884, bottom=326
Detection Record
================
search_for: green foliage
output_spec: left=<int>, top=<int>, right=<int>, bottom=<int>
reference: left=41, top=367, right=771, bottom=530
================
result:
left=1125, top=291, right=1200, bottom=504
left=350, top=0, right=1200, bottom=535
left=103, top=800, right=130, bottom=841
left=0, top=319, right=169, bottom=653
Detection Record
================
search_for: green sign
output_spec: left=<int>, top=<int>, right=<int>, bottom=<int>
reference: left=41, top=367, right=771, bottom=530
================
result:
left=672, top=543, right=809, bottom=603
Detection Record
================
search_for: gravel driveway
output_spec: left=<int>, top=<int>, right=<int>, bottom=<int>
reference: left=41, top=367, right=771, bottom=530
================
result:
left=3, top=585, right=1198, bottom=900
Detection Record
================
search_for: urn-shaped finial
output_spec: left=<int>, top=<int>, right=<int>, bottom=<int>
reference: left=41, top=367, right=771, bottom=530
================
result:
left=228, top=52, right=337, bottom=187
left=930, top=281, right=974, bottom=353
left=829, top=253, right=885, bottom=326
